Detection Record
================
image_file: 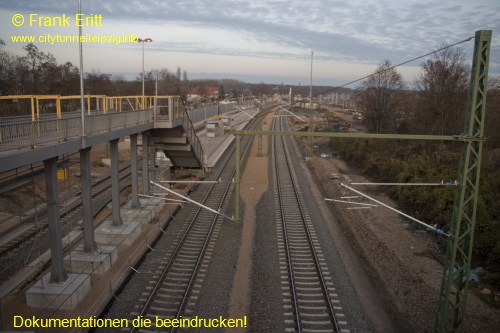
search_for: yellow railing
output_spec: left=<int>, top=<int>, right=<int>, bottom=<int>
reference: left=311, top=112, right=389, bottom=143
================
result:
left=0, top=95, right=36, bottom=121
left=0, top=95, right=172, bottom=120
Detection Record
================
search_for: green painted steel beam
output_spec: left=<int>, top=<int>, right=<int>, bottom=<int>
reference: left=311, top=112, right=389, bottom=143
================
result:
left=226, top=129, right=468, bottom=142
left=435, top=29, right=491, bottom=333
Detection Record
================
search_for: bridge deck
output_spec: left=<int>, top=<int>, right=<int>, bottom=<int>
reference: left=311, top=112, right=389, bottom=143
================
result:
left=0, top=95, right=253, bottom=172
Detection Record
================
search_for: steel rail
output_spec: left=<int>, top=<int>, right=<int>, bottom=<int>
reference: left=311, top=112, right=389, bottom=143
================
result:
left=274, top=110, right=342, bottom=332
left=273, top=116, right=302, bottom=332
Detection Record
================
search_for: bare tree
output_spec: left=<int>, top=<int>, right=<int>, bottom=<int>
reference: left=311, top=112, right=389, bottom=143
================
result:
left=22, top=43, right=45, bottom=94
left=149, top=68, right=185, bottom=96
left=359, top=59, right=405, bottom=133
left=251, top=82, right=273, bottom=96
left=415, top=45, right=469, bottom=135
left=485, top=75, right=500, bottom=149
left=0, top=41, right=17, bottom=95
left=488, top=74, right=500, bottom=89
left=86, top=70, right=114, bottom=95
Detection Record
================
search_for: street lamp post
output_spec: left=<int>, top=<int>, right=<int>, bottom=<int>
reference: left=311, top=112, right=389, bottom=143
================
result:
left=78, top=0, right=85, bottom=136
left=137, top=38, right=153, bottom=96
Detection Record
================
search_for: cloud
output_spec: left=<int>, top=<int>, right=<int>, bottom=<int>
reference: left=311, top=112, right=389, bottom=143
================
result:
left=2, top=0, right=499, bottom=81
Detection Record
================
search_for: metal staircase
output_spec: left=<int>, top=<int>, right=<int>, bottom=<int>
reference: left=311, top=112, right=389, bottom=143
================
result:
left=149, top=101, right=205, bottom=169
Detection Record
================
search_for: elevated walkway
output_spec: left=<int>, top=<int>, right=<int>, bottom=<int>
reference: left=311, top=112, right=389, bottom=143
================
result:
left=0, top=99, right=259, bottom=324
left=0, top=95, right=257, bottom=173
left=0, top=95, right=205, bottom=172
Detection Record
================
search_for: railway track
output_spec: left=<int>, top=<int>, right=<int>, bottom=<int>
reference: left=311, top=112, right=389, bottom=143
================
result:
left=125, top=116, right=261, bottom=333
left=0, top=163, right=132, bottom=284
left=272, top=110, right=349, bottom=333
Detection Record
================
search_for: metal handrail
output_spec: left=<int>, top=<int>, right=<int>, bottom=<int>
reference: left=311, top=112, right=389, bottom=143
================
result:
left=0, top=95, right=207, bottom=168
left=0, top=109, right=153, bottom=151
left=180, top=99, right=205, bottom=167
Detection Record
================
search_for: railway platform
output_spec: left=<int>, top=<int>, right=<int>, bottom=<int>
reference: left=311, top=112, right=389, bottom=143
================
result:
left=197, top=107, right=259, bottom=169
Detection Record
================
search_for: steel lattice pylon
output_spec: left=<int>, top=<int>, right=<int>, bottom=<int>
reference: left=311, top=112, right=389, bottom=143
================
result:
left=435, top=30, right=492, bottom=332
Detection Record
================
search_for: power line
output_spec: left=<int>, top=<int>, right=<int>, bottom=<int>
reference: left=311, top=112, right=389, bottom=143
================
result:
left=223, top=36, right=476, bottom=129
left=314, top=35, right=475, bottom=97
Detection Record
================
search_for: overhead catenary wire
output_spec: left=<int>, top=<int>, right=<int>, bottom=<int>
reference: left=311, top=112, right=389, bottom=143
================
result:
left=350, top=180, right=459, bottom=187
left=159, top=180, right=221, bottom=184
left=150, top=181, right=233, bottom=221
left=229, top=37, right=476, bottom=128
left=138, top=194, right=186, bottom=203
left=234, top=105, right=255, bottom=119
left=345, top=207, right=372, bottom=210
left=313, top=35, right=475, bottom=98
left=324, top=198, right=378, bottom=207
left=276, top=103, right=308, bottom=122
left=339, top=182, right=451, bottom=237
left=208, top=36, right=475, bottom=131
left=227, top=100, right=283, bottom=130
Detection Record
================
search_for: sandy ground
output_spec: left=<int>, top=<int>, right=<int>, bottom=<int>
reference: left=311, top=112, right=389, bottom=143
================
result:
left=225, top=112, right=272, bottom=333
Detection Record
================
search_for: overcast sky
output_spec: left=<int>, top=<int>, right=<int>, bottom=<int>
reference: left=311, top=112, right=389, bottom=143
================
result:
left=1, top=0, right=499, bottom=86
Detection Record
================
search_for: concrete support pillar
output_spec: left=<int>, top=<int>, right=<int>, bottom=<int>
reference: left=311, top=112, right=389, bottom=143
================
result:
left=80, top=147, right=96, bottom=253
left=130, top=134, right=141, bottom=208
left=43, top=157, right=68, bottom=284
left=110, top=139, right=122, bottom=226
left=142, top=131, right=150, bottom=195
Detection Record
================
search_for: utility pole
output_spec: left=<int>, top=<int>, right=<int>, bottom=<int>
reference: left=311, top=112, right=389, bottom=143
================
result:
left=78, top=0, right=85, bottom=136
left=137, top=38, right=153, bottom=97
left=307, top=50, right=314, bottom=158
left=435, top=30, right=492, bottom=333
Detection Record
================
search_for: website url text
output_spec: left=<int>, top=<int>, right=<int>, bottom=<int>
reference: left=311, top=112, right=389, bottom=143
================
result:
left=10, top=33, right=139, bottom=45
